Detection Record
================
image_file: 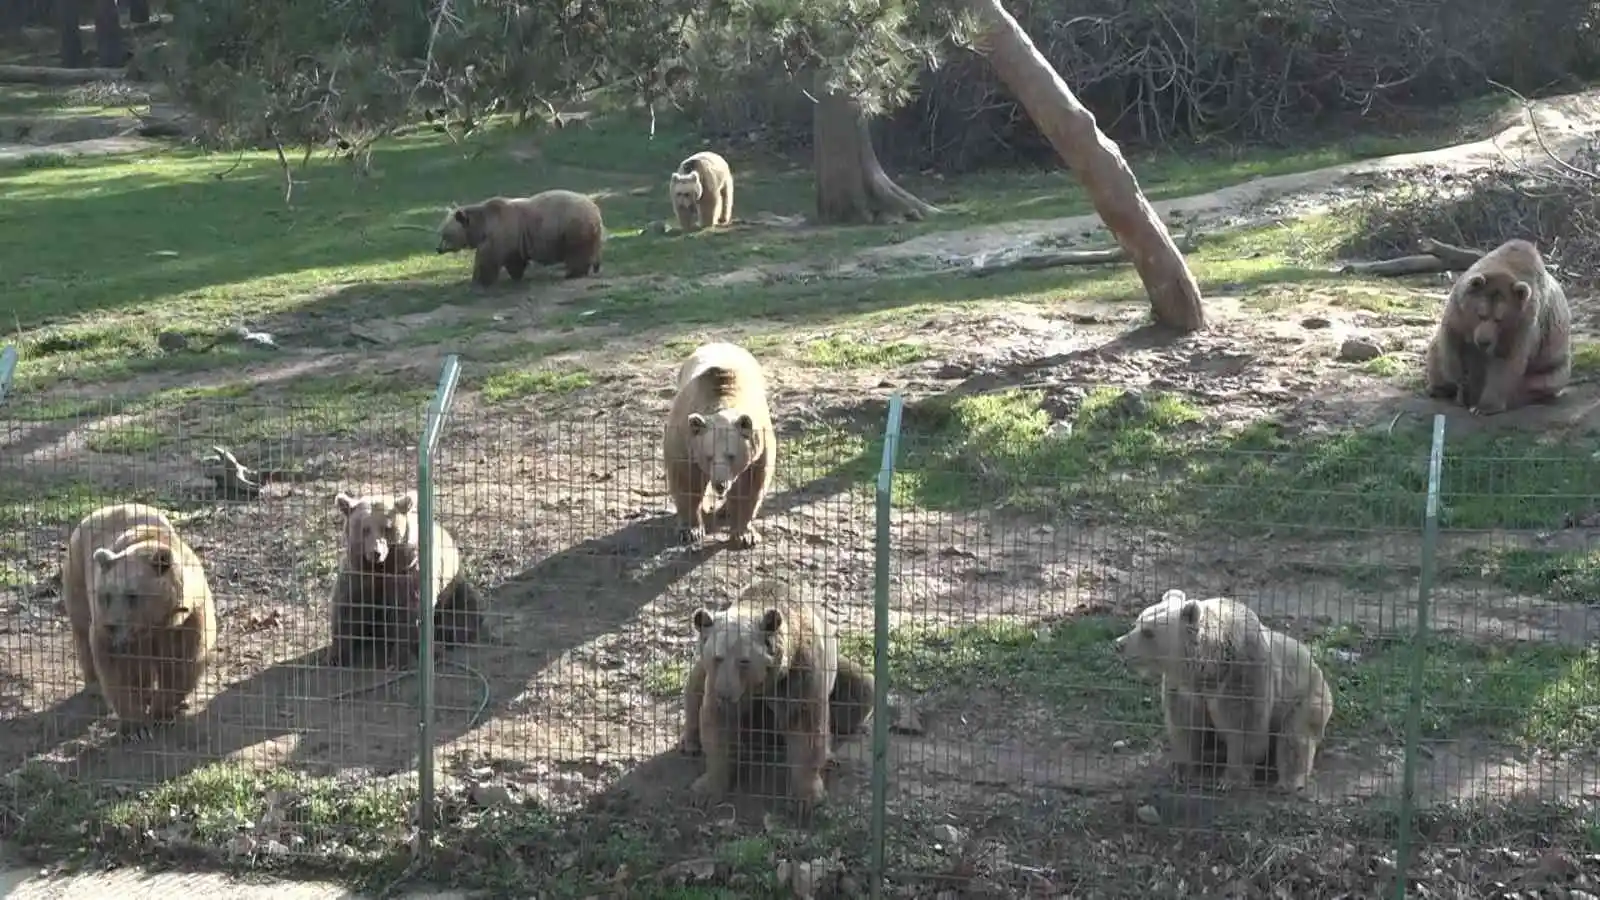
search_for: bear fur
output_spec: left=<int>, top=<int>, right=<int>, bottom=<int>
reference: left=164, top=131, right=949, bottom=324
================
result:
left=62, top=503, right=217, bottom=733
left=1424, top=238, right=1572, bottom=416
left=435, top=189, right=605, bottom=287
left=1114, top=589, right=1334, bottom=792
left=678, top=581, right=871, bottom=809
left=325, top=490, right=485, bottom=668
left=662, top=341, right=776, bottom=549
left=669, top=151, right=735, bottom=232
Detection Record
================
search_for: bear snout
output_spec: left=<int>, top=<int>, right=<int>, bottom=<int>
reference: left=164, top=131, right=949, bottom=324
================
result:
left=711, top=480, right=730, bottom=496
left=105, top=622, right=132, bottom=648
left=365, top=540, right=389, bottom=564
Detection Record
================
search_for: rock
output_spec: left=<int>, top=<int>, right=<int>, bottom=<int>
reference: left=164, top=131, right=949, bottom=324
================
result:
left=156, top=331, right=189, bottom=353
left=933, top=360, right=973, bottom=379
left=1112, top=739, right=1128, bottom=751
left=931, top=823, right=963, bottom=845
left=1301, top=316, right=1332, bottom=329
left=1337, top=337, right=1383, bottom=362
left=469, top=782, right=516, bottom=807
left=1136, top=804, right=1161, bottom=825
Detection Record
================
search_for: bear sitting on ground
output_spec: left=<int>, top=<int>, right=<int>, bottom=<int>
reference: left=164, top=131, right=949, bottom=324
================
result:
left=669, top=151, right=735, bottom=232
left=325, top=490, right=485, bottom=669
left=62, top=503, right=217, bottom=736
left=1114, top=589, right=1334, bottom=792
left=678, top=581, right=873, bottom=810
left=1424, top=238, right=1572, bottom=415
left=662, top=341, right=776, bottom=549
left=435, top=189, right=605, bottom=287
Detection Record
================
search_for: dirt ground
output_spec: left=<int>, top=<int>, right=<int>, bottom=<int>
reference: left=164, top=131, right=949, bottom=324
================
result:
left=5, top=91, right=1600, bottom=891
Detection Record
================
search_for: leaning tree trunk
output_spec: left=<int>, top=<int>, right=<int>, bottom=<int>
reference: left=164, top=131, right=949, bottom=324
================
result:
left=964, top=0, right=1205, bottom=332
left=58, top=0, right=84, bottom=68
left=93, top=0, right=123, bottom=65
left=812, top=73, right=939, bottom=225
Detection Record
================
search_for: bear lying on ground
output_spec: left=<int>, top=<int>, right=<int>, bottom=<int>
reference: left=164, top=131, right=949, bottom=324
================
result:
left=1424, top=238, right=1571, bottom=415
left=669, top=151, right=735, bottom=232
left=662, top=341, right=776, bottom=549
left=62, top=503, right=217, bottom=736
left=436, top=189, right=605, bottom=287
left=1114, top=589, right=1334, bottom=792
left=325, top=490, right=485, bottom=668
left=679, top=581, right=874, bottom=810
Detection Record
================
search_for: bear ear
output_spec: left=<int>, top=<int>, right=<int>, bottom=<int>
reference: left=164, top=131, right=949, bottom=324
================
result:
left=1178, top=599, right=1200, bottom=625
left=453, top=208, right=469, bottom=225
left=1160, top=588, right=1186, bottom=605
left=393, top=492, right=417, bottom=515
left=335, top=492, right=357, bottom=516
left=692, top=607, right=715, bottom=632
left=736, top=414, right=755, bottom=438
left=1466, top=273, right=1486, bottom=291
left=1512, top=280, right=1534, bottom=308
left=92, top=547, right=119, bottom=569
left=687, top=413, right=709, bottom=436
left=147, top=546, right=175, bottom=577
left=759, top=607, right=784, bottom=634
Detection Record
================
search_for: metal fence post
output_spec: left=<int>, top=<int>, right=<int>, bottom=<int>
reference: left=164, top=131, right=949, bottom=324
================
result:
left=870, top=393, right=905, bottom=899
left=1394, top=413, right=1446, bottom=900
left=417, top=354, right=461, bottom=849
left=0, top=345, right=17, bottom=405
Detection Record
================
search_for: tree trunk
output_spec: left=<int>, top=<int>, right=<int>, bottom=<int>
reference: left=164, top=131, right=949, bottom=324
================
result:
left=126, top=0, right=149, bottom=25
left=58, top=0, right=83, bottom=68
left=812, top=72, right=939, bottom=225
left=964, top=0, right=1206, bottom=332
left=92, top=0, right=123, bottom=65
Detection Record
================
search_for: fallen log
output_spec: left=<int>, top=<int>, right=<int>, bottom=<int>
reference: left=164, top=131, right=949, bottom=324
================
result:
left=1338, top=255, right=1449, bottom=277
left=0, top=64, right=126, bottom=85
left=1417, top=237, right=1485, bottom=269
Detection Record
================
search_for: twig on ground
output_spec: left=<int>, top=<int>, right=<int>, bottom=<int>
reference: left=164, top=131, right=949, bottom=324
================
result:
left=966, top=229, right=1201, bottom=277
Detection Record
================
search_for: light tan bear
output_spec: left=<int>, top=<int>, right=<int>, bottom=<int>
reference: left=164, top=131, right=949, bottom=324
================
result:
left=436, top=189, right=605, bottom=287
left=1424, top=238, right=1572, bottom=416
left=326, top=490, right=485, bottom=669
left=679, top=581, right=866, bottom=810
left=1114, top=589, right=1333, bottom=792
left=62, top=503, right=217, bottom=734
left=662, top=341, right=775, bottom=549
left=669, top=151, right=734, bottom=232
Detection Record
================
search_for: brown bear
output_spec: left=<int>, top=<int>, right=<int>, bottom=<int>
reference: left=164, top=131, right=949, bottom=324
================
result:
left=1114, top=589, right=1334, bottom=792
left=678, top=581, right=873, bottom=809
left=325, top=490, right=485, bottom=669
left=661, top=341, right=776, bottom=549
left=435, top=189, right=605, bottom=287
left=62, top=503, right=217, bottom=735
left=1424, top=238, right=1572, bottom=416
left=669, top=151, right=735, bottom=232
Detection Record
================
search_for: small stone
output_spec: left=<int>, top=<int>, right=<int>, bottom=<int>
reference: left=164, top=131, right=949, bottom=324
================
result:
left=1136, top=804, right=1161, bottom=825
left=933, top=360, right=972, bottom=379
left=1301, top=316, right=1332, bottom=329
left=1338, top=337, right=1383, bottom=362
left=156, top=331, right=189, bottom=352
left=469, top=782, right=515, bottom=807
left=1112, top=739, right=1128, bottom=750
left=931, top=823, right=963, bottom=845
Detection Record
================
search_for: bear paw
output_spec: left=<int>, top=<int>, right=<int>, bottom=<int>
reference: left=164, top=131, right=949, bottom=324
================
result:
left=678, top=525, right=705, bottom=546
left=688, top=773, right=725, bottom=805
left=1471, top=400, right=1506, bottom=417
left=729, top=528, right=762, bottom=550
left=115, top=720, right=161, bottom=742
left=792, top=773, right=827, bottom=812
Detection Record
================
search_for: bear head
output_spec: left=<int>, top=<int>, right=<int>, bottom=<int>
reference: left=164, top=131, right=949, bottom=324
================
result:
left=685, top=409, right=759, bottom=501
left=89, top=528, right=189, bottom=648
left=1452, top=267, right=1535, bottom=355
left=335, top=490, right=420, bottom=571
left=437, top=205, right=488, bottom=254
left=670, top=170, right=704, bottom=208
left=692, top=604, right=785, bottom=707
left=1113, top=588, right=1200, bottom=678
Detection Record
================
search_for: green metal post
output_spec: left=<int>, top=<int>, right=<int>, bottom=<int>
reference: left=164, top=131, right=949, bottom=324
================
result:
left=416, top=354, right=461, bottom=848
left=1394, top=412, right=1445, bottom=900
left=0, top=345, right=17, bottom=405
left=870, top=394, right=905, bottom=900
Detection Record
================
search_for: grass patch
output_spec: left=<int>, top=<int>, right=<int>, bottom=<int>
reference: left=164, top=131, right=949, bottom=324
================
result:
left=1360, top=355, right=1404, bottom=377
left=479, top=368, right=596, bottom=403
left=798, top=336, right=931, bottom=370
left=1451, top=546, right=1600, bottom=604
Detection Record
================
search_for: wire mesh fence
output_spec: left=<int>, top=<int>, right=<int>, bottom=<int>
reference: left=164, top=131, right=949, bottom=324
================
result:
left=0, top=349, right=1596, bottom=896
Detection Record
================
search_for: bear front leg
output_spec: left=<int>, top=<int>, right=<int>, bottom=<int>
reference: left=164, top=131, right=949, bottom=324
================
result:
left=671, top=465, right=709, bottom=546
left=504, top=256, right=529, bottom=282
left=675, top=203, right=698, bottom=233
left=1162, top=682, right=1213, bottom=782
left=697, top=193, right=720, bottom=231
left=96, top=653, right=154, bottom=738
left=689, top=693, right=733, bottom=804
left=718, top=184, right=734, bottom=226
left=147, top=628, right=205, bottom=723
left=1424, top=330, right=1464, bottom=402
left=722, top=456, right=771, bottom=549
left=784, top=699, right=831, bottom=809
left=680, top=660, right=707, bottom=755
left=1208, top=694, right=1271, bottom=789
left=71, top=623, right=99, bottom=690
left=471, top=248, right=502, bottom=287
left=1474, top=336, right=1536, bottom=416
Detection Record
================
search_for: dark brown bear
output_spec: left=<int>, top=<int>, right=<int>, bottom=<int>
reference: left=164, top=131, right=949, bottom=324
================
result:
left=435, top=189, right=605, bottom=287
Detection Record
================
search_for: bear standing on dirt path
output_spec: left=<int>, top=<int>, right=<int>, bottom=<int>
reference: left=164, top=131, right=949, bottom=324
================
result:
left=63, top=503, right=217, bottom=736
left=1114, top=589, right=1333, bottom=793
left=435, top=189, right=605, bottom=287
left=662, top=341, right=776, bottom=549
left=325, top=490, right=485, bottom=669
left=1424, top=238, right=1572, bottom=416
left=678, top=581, right=863, bottom=811
left=669, top=151, right=735, bottom=232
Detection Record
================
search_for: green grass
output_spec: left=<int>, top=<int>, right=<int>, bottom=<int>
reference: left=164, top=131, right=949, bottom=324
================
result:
left=798, top=336, right=932, bottom=369
left=1451, top=546, right=1600, bottom=604
left=479, top=367, right=596, bottom=403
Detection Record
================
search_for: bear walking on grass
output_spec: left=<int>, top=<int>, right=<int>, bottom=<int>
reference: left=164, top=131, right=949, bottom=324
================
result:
left=662, top=341, right=776, bottom=549
left=435, top=189, right=605, bottom=287
left=1114, top=589, right=1333, bottom=792
left=62, top=503, right=217, bottom=736
left=669, top=151, right=735, bottom=232
left=325, top=490, right=485, bottom=669
left=679, top=580, right=875, bottom=810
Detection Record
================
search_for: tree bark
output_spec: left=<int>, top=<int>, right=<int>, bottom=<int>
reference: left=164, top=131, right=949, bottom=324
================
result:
left=963, top=0, right=1206, bottom=332
left=126, top=0, right=149, bottom=25
left=92, top=0, right=123, bottom=66
left=812, top=72, right=939, bottom=225
left=58, top=0, right=83, bottom=68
